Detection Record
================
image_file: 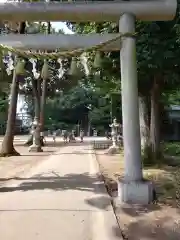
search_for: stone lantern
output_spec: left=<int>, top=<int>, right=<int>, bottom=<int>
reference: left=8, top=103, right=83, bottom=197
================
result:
left=107, top=118, right=120, bottom=154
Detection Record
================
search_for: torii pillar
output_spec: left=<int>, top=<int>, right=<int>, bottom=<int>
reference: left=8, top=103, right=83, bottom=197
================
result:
left=118, top=14, right=148, bottom=204
left=118, top=0, right=177, bottom=204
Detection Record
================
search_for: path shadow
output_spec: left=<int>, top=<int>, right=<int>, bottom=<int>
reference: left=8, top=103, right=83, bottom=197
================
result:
left=0, top=172, right=105, bottom=194
left=20, top=150, right=93, bottom=157
left=22, top=150, right=55, bottom=157
left=15, top=141, right=91, bottom=147
left=85, top=195, right=112, bottom=210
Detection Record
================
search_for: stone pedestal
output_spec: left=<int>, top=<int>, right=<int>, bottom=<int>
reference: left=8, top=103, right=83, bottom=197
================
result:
left=117, top=179, right=154, bottom=204
left=28, top=118, right=43, bottom=152
left=28, top=144, right=43, bottom=152
left=107, top=144, right=119, bottom=155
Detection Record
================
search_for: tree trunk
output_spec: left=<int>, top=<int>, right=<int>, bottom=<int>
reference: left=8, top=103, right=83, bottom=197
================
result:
left=39, top=21, right=50, bottom=137
left=139, top=95, right=150, bottom=151
left=36, top=77, right=44, bottom=147
left=0, top=72, right=20, bottom=156
left=34, top=79, right=41, bottom=122
left=0, top=21, right=26, bottom=156
left=25, top=78, right=42, bottom=146
left=40, top=77, right=47, bottom=134
left=150, top=76, right=161, bottom=162
left=139, top=94, right=153, bottom=164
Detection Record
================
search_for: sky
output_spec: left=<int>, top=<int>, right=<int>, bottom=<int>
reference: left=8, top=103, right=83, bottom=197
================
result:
left=51, top=22, right=73, bottom=34
left=0, top=0, right=74, bottom=34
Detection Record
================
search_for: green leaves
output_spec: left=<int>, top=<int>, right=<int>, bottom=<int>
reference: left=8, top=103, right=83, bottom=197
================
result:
left=136, top=20, right=180, bottom=74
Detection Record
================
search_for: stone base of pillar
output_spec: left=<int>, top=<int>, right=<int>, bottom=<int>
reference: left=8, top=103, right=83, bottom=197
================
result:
left=28, top=144, right=43, bottom=152
left=107, top=145, right=119, bottom=155
left=117, top=179, right=154, bottom=204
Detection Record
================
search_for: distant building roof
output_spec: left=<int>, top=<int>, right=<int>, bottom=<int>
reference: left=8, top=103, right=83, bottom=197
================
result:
left=168, top=105, right=180, bottom=111
left=165, top=105, right=180, bottom=111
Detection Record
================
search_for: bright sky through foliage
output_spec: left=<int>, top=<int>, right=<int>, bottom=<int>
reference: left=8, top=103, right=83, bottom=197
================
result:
left=0, top=0, right=74, bottom=34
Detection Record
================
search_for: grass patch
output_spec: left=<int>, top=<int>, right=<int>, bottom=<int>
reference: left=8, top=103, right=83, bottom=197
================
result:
left=143, top=165, right=180, bottom=206
left=96, top=149, right=180, bottom=208
left=163, top=142, right=180, bottom=156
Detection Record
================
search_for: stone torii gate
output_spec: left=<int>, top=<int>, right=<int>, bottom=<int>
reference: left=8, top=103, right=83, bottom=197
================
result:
left=0, top=0, right=177, bottom=204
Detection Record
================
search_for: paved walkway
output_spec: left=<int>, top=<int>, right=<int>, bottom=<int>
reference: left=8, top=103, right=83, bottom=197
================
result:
left=0, top=144, right=121, bottom=240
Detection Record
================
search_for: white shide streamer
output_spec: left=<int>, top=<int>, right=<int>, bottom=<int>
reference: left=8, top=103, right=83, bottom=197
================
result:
left=29, top=58, right=40, bottom=79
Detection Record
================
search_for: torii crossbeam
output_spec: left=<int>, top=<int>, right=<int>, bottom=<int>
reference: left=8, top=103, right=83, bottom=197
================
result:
left=0, top=0, right=176, bottom=21
left=0, top=34, right=120, bottom=51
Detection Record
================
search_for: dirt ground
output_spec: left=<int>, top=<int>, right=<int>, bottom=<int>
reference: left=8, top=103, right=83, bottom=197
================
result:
left=0, top=143, right=60, bottom=186
left=96, top=150, right=180, bottom=240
